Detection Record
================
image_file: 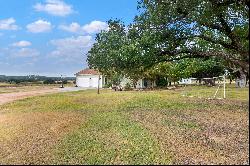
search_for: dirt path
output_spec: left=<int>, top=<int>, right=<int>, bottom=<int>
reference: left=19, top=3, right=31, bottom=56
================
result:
left=0, top=89, right=59, bottom=105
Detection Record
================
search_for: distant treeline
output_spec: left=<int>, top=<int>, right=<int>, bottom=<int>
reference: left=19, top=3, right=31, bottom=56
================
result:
left=0, top=75, right=75, bottom=84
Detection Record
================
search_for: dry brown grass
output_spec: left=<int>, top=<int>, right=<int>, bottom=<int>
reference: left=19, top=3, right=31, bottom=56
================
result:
left=129, top=98, right=249, bottom=164
left=0, top=111, right=84, bottom=164
left=0, top=84, right=59, bottom=94
left=0, top=86, right=248, bottom=164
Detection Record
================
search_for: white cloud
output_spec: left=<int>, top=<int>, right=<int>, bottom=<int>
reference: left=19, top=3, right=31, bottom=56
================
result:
left=49, top=36, right=93, bottom=62
left=10, top=48, right=40, bottom=58
left=50, top=36, right=93, bottom=48
left=26, top=20, right=52, bottom=33
left=12, top=41, right=32, bottom=47
left=59, top=20, right=108, bottom=34
left=34, top=0, right=74, bottom=16
left=0, top=18, right=19, bottom=30
left=58, top=22, right=81, bottom=33
left=82, top=21, right=108, bottom=34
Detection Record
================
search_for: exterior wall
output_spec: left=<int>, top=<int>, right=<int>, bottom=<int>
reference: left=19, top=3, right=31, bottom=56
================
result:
left=120, top=78, right=156, bottom=89
left=179, top=78, right=197, bottom=85
left=235, top=78, right=246, bottom=88
left=76, top=74, right=103, bottom=88
left=179, top=78, right=192, bottom=84
left=235, top=74, right=247, bottom=88
left=102, top=76, right=157, bottom=89
left=138, top=79, right=156, bottom=88
left=120, top=77, right=133, bottom=87
left=119, top=78, right=144, bottom=89
left=136, top=79, right=143, bottom=89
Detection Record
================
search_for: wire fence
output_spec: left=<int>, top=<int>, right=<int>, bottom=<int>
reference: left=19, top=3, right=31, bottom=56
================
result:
left=181, top=82, right=249, bottom=100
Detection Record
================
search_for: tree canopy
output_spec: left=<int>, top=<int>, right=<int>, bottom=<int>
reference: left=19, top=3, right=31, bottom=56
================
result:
left=87, top=0, right=249, bottom=82
left=134, top=0, right=249, bottom=73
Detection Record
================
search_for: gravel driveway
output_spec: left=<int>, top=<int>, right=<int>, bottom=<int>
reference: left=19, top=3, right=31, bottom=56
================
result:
left=0, top=87, right=89, bottom=105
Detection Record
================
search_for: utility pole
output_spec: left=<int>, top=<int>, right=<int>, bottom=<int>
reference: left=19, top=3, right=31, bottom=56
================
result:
left=97, top=74, right=100, bottom=94
left=60, top=75, right=64, bottom=88
left=60, top=74, right=66, bottom=88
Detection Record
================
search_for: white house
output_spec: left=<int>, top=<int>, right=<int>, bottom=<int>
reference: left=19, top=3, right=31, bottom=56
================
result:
left=75, top=68, right=156, bottom=89
left=178, top=78, right=197, bottom=85
left=119, top=76, right=156, bottom=89
left=75, top=69, right=105, bottom=88
left=235, top=75, right=247, bottom=88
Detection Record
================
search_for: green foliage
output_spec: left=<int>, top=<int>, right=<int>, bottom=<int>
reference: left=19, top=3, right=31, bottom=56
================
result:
left=62, top=80, right=68, bottom=84
left=103, top=83, right=112, bottom=88
left=87, top=0, right=248, bottom=84
left=87, top=20, right=127, bottom=75
left=10, top=79, right=21, bottom=84
left=156, top=77, right=168, bottom=87
left=135, top=0, right=249, bottom=74
left=43, top=79, right=56, bottom=84
left=104, top=71, right=123, bottom=87
left=124, top=82, right=132, bottom=91
left=189, top=58, right=225, bottom=78
left=147, top=57, right=225, bottom=85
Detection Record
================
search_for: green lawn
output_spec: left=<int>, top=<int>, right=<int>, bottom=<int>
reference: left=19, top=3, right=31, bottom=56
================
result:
left=0, top=86, right=248, bottom=164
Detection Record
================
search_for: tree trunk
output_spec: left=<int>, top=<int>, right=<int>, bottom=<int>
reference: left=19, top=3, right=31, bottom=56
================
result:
left=97, top=74, right=100, bottom=94
left=133, top=81, right=137, bottom=89
left=198, top=79, right=202, bottom=84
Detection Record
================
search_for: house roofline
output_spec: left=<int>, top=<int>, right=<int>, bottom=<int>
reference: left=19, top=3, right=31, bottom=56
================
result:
left=76, top=73, right=102, bottom=76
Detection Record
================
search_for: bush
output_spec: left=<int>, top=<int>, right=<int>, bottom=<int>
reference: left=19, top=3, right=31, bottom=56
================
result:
left=8, top=79, right=21, bottom=84
left=103, top=82, right=112, bottom=88
left=62, top=80, right=68, bottom=84
left=156, top=77, right=168, bottom=87
left=43, top=79, right=56, bottom=84
left=124, top=82, right=132, bottom=91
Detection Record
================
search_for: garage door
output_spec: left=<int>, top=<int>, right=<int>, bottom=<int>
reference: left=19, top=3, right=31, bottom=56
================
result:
left=76, top=76, right=99, bottom=88
left=76, top=77, right=90, bottom=87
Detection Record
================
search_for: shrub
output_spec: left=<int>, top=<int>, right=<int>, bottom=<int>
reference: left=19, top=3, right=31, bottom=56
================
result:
left=103, top=82, right=112, bottom=88
left=156, top=77, right=168, bottom=87
left=62, top=80, right=68, bottom=84
left=43, top=79, right=56, bottom=84
left=124, top=82, right=132, bottom=91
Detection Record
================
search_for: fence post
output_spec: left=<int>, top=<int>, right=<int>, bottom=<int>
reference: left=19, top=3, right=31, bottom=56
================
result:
left=223, top=75, right=226, bottom=99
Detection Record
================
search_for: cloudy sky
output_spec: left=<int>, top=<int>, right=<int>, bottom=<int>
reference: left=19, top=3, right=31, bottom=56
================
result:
left=0, top=0, right=138, bottom=76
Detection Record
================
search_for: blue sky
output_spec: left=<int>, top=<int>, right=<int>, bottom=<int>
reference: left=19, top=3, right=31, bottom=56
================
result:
left=0, top=0, right=138, bottom=76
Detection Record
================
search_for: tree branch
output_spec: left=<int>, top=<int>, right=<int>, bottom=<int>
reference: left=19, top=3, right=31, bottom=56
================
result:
left=197, top=35, right=233, bottom=49
left=200, top=22, right=225, bottom=33
left=159, top=49, right=249, bottom=73
left=209, top=2, right=247, bottom=56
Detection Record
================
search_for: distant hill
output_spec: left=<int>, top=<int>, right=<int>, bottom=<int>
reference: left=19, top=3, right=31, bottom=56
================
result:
left=0, top=75, right=75, bottom=83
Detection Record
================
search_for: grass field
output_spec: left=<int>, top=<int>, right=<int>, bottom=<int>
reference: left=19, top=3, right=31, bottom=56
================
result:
left=0, top=85, right=248, bottom=164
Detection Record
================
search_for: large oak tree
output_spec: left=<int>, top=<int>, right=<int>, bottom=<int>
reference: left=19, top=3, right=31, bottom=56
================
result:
left=87, top=0, right=248, bottom=82
left=134, top=0, right=249, bottom=75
